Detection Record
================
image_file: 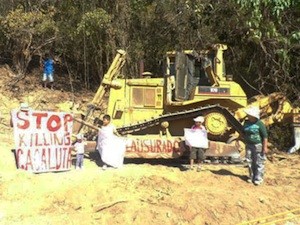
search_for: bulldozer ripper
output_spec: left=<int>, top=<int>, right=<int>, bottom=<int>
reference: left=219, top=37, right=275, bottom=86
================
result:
left=16, top=146, right=72, bottom=172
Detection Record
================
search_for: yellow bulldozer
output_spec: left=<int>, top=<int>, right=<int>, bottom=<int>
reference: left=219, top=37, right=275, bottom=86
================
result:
left=75, top=44, right=300, bottom=163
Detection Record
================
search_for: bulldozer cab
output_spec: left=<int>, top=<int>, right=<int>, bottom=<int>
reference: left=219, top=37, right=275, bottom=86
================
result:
left=171, top=51, right=212, bottom=101
left=167, top=44, right=230, bottom=102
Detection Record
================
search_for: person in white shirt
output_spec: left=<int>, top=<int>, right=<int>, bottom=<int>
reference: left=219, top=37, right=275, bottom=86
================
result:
left=96, top=114, right=126, bottom=170
left=74, top=133, right=86, bottom=170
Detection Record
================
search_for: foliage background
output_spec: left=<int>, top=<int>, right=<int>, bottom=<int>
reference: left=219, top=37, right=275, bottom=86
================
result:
left=0, top=0, right=299, bottom=149
left=0, top=0, right=299, bottom=96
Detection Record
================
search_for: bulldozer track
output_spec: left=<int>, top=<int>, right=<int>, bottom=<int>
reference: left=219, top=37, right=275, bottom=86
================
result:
left=117, top=104, right=244, bottom=136
left=238, top=207, right=300, bottom=225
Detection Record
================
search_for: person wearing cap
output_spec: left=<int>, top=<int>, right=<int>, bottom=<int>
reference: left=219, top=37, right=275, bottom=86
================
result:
left=188, top=116, right=207, bottom=172
left=243, top=106, right=268, bottom=185
left=73, top=133, right=86, bottom=170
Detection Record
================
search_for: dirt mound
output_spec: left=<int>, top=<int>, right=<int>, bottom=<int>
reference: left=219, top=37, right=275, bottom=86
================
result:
left=0, top=67, right=299, bottom=225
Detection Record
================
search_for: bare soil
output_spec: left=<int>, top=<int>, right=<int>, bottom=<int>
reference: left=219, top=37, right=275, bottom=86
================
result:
left=0, top=66, right=299, bottom=225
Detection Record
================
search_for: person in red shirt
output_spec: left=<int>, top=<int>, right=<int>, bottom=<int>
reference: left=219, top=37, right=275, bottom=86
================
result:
left=189, top=116, right=207, bottom=172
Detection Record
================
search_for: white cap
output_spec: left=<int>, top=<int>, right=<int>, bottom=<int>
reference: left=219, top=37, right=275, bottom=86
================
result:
left=76, top=133, right=83, bottom=139
left=20, top=102, right=30, bottom=111
left=193, top=116, right=205, bottom=123
left=244, top=106, right=260, bottom=119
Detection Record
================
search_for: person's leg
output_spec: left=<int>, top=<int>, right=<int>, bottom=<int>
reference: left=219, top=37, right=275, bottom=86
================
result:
left=254, top=144, right=265, bottom=185
left=246, top=144, right=255, bottom=182
left=196, top=148, right=205, bottom=172
left=75, top=154, right=80, bottom=169
left=49, top=73, right=54, bottom=90
left=189, top=147, right=197, bottom=170
left=79, top=154, right=84, bottom=169
left=42, top=73, right=47, bottom=88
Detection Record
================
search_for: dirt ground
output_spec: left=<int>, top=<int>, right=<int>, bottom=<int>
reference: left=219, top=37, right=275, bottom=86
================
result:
left=0, top=66, right=299, bottom=225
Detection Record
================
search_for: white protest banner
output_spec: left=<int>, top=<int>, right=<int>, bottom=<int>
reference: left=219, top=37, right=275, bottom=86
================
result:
left=12, top=110, right=73, bottom=173
left=184, top=128, right=209, bottom=148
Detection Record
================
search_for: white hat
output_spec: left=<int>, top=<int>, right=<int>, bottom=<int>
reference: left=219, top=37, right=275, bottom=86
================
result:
left=76, top=133, right=83, bottom=139
left=244, top=106, right=260, bottom=119
left=193, top=116, right=205, bottom=123
left=20, top=102, right=30, bottom=111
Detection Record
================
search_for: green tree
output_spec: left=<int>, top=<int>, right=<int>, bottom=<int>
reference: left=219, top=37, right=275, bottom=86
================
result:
left=0, top=6, right=58, bottom=77
left=231, top=0, right=300, bottom=98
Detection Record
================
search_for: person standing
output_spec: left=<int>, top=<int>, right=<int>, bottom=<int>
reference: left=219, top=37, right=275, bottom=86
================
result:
left=42, top=53, right=54, bottom=89
left=74, top=133, right=86, bottom=170
left=188, top=116, right=207, bottom=172
left=243, top=106, right=268, bottom=185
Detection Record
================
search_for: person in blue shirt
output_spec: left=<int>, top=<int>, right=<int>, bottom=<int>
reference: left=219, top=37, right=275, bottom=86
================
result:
left=243, top=106, right=268, bottom=185
left=42, top=53, right=54, bottom=89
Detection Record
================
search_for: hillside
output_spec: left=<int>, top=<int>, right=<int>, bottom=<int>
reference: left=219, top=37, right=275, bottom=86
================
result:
left=0, top=66, right=299, bottom=225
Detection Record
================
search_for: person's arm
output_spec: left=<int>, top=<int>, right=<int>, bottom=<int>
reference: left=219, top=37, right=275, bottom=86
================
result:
left=259, top=120, right=268, bottom=154
left=113, top=128, right=121, bottom=137
left=112, top=124, right=121, bottom=136
left=263, top=138, right=268, bottom=154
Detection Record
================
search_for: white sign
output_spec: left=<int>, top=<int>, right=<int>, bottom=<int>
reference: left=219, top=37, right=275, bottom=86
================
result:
left=184, top=128, right=209, bottom=148
left=12, top=110, right=73, bottom=172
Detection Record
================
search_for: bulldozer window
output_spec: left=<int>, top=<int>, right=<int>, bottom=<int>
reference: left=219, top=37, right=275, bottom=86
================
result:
left=169, top=57, right=176, bottom=76
left=195, top=59, right=211, bottom=86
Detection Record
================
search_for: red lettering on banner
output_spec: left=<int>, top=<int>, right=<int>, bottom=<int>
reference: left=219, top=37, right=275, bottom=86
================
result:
left=143, top=140, right=150, bottom=153
left=63, top=148, right=66, bottom=167
left=17, top=111, right=30, bottom=129
left=33, top=149, right=40, bottom=171
left=35, top=133, right=43, bottom=146
left=16, top=147, right=72, bottom=172
left=42, top=133, right=49, bottom=146
left=156, top=140, right=162, bottom=152
left=41, top=149, right=47, bottom=169
left=166, top=140, right=173, bottom=153
left=162, top=141, right=166, bottom=152
left=16, top=149, right=24, bottom=169
left=54, top=133, right=63, bottom=145
left=125, top=139, right=181, bottom=154
left=47, top=115, right=61, bottom=132
left=18, top=134, right=26, bottom=147
left=138, top=140, right=143, bottom=153
left=64, top=114, right=73, bottom=132
left=64, top=132, right=71, bottom=145
left=48, top=148, right=55, bottom=170
left=32, top=112, right=48, bottom=129
left=56, top=148, right=61, bottom=169
left=25, top=150, right=33, bottom=170
left=131, top=141, right=137, bottom=152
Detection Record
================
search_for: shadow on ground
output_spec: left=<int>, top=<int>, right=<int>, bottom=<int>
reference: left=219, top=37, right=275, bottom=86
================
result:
left=210, top=169, right=248, bottom=181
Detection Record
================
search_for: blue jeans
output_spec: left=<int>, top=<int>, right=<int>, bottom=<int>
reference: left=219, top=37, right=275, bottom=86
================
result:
left=76, top=153, right=84, bottom=168
left=246, top=143, right=266, bottom=181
